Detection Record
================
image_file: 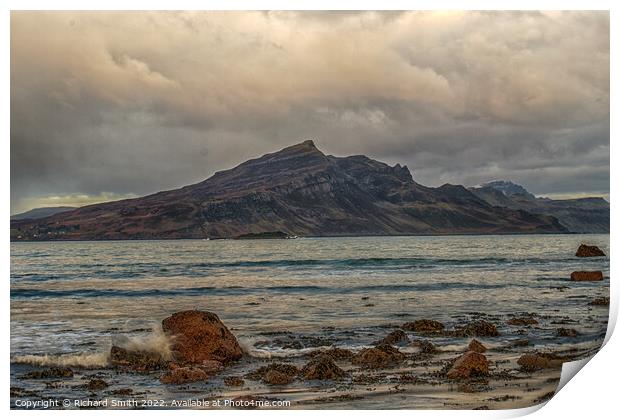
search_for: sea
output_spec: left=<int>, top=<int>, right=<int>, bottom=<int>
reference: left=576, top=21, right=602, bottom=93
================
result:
left=10, top=234, right=610, bottom=409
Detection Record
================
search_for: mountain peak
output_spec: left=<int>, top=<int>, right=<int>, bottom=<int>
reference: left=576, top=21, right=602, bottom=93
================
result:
left=301, top=139, right=316, bottom=148
left=480, top=180, right=535, bottom=199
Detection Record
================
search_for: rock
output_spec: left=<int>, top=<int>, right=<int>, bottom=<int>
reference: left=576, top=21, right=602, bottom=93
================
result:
left=377, top=329, right=409, bottom=346
left=264, top=370, right=294, bottom=385
left=467, top=339, right=487, bottom=353
left=401, top=319, right=445, bottom=333
left=110, top=388, right=133, bottom=396
left=86, top=379, right=108, bottom=391
left=22, top=367, right=74, bottom=379
left=411, top=339, right=437, bottom=354
left=446, top=351, right=489, bottom=379
left=224, top=376, right=245, bottom=387
left=160, top=367, right=209, bottom=385
left=301, top=355, right=345, bottom=380
left=307, top=347, right=354, bottom=361
left=508, top=317, right=538, bottom=326
left=589, top=297, right=610, bottom=306
left=198, top=360, right=223, bottom=375
left=517, top=354, right=552, bottom=372
left=247, top=363, right=298, bottom=385
left=110, top=345, right=167, bottom=372
left=556, top=328, right=579, bottom=337
left=453, top=320, right=500, bottom=337
left=576, top=244, right=606, bottom=257
left=352, top=343, right=405, bottom=369
left=570, top=271, right=603, bottom=281
left=162, top=310, right=243, bottom=364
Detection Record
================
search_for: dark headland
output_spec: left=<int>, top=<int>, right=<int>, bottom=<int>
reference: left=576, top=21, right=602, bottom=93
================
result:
left=10, top=140, right=608, bottom=241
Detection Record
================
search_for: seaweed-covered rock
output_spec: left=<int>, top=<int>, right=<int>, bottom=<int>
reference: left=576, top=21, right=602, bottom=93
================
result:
left=508, top=317, right=539, bottom=326
left=556, top=328, right=579, bottom=337
left=160, top=366, right=209, bottom=385
left=517, top=354, right=552, bottom=372
left=247, top=363, right=298, bottom=385
left=307, top=347, right=354, bottom=361
left=453, top=320, right=500, bottom=337
left=86, top=379, right=109, bottom=391
left=162, top=310, right=243, bottom=364
left=570, top=271, right=603, bottom=281
left=446, top=351, right=489, bottom=379
left=467, top=339, right=487, bottom=353
left=352, top=344, right=405, bottom=369
left=589, top=297, right=610, bottom=306
left=377, top=329, right=409, bottom=346
left=110, top=345, right=168, bottom=372
left=411, top=339, right=437, bottom=354
left=576, top=244, right=606, bottom=257
left=401, top=319, right=445, bottom=333
left=22, top=367, right=74, bottom=379
left=301, top=355, right=345, bottom=380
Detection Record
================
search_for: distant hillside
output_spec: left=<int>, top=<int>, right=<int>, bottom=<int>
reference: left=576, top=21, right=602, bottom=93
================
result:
left=10, top=141, right=569, bottom=241
left=469, top=181, right=609, bottom=233
left=11, top=206, right=77, bottom=221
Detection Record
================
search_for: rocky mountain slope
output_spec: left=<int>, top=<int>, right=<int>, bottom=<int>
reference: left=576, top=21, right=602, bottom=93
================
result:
left=11, top=141, right=573, bottom=240
left=469, top=181, right=609, bottom=233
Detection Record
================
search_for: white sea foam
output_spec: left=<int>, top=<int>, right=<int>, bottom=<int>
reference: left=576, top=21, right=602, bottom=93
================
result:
left=13, top=324, right=174, bottom=368
left=12, top=352, right=110, bottom=368
left=111, top=323, right=174, bottom=360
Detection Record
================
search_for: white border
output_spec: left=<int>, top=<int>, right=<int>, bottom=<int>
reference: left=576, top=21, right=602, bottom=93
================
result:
left=3, top=1, right=616, bottom=419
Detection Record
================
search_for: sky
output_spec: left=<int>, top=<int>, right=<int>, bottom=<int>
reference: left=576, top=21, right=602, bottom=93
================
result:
left=10, top=11, right=609, bottom=214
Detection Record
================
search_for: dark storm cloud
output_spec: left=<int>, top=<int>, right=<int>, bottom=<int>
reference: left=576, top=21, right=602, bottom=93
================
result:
left=10, top=11, right=609, bottom=213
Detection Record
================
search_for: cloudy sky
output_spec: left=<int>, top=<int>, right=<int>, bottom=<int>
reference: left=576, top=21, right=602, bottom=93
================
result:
left=10, top=11, right=609, bottom=214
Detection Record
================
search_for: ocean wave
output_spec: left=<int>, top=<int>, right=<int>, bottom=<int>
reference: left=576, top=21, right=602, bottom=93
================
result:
left=10, top=281, right=517, bottom=299
left=12, top=352, right=109, bottom=368
left=12, top=325, right=173, bottom=368
left=12, top=255, right=603, bottom=282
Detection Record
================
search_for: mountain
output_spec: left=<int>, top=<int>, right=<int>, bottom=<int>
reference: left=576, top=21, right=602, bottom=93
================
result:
left=11, top=206, right=77, bottom=221
left=469, top=181, right=609, bottom=233
left=11, top=141, right=569, bottom=240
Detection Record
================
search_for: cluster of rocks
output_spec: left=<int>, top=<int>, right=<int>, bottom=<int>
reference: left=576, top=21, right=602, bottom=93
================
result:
left=110, top=310, right=243, bottom=385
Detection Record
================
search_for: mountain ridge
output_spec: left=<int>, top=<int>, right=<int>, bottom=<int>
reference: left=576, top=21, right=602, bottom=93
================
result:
left=12, top=140, right=606, bottom=241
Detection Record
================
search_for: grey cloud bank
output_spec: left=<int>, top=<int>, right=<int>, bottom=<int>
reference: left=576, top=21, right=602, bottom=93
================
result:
left=10, top=11, right=609, bottom=214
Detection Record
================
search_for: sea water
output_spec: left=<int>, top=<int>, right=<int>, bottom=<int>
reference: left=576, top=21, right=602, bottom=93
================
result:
left=10, top=234, right=610, bottom=409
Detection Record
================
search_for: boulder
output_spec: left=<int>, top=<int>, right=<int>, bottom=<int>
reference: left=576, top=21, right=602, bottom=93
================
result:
left=453, top=320, right=500, bottom=337
left=589, top=297, right=610, bottom=306
left=110, top=345, right=168, bottom=372
left=401, top=319, right=445, bottom=333
left=467, top=339, right=487, bottom=353
left=300, top=355, right=345, bottom=380
left=517, top=354, right=552, bottom=372
left=576, top=244, right=606, bottom=257
left=247, top=363, right=298, bottom=385
left=377, top=329, right=409, bottom=346
left=162, top=310, right=243, bottom=364
left=508, top=317, right=538, bottom=326
left=570, top=271, right=603, bottom=281
left=352, top=343, right=405, bottom=369
left=446, top=351, right=489, bottom=379
left=160, top=366, right=209, bottom=385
